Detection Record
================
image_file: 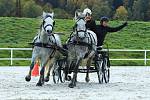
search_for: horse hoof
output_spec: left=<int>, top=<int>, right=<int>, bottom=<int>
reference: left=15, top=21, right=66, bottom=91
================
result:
left=68, top=83, right=74, bottom=88
left=36, top=83, right=42, bottom=86
left=65, top=75, right=71, bottom=81
left=25, top=75, right=31, bottom=82
left=85, top=77, right=90, bottom=83
left=67, top=75, right=71, bottom=81
left=44, top=77, right=49, bottom=82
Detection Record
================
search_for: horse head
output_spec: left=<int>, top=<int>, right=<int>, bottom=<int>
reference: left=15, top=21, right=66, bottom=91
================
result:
left=74, top=11, right=87, bottom=39
left=41, top=12, right=55, bottom=35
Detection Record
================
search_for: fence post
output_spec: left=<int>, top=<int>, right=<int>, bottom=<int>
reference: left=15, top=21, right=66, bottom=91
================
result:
left=144, top=50, right=147, bottom=66
left=11, top=49, right=13, bottom=66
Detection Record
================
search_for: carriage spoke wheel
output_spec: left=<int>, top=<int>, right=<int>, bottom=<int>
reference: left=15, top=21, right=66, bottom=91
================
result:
left=103, top=58, right=110, bottom=83
left=95, top=60, right=104, bottom=84
left=52, top=62, right=60, bottom=84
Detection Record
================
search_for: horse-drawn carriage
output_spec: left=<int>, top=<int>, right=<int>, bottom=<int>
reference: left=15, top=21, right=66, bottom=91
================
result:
left=25, top=11, right=110, bottom=88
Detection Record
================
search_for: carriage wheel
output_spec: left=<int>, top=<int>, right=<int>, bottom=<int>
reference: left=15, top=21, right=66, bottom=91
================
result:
left=103, top=57, right=110, bottom=83
left=95, top=59, right=104, bottom=84
left=52, top=62, right=60, bottom=84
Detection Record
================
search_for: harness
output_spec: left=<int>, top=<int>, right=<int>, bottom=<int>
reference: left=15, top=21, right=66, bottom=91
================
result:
left=31, top=42, right=56, bottom=48
left=67, top=18, right=97, bottom=50
left=68, top=40, right=92, bottom=50
left=30, top=34, right=68, bottom=57
left=67, top=31, right=96, bottom=50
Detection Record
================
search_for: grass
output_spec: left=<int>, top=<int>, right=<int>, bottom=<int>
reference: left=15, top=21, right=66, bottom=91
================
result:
left=0, top=17, right=150, bottom=66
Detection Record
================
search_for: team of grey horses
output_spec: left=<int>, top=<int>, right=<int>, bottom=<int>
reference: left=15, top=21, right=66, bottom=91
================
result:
left=25, top=11, right=97, bottom=88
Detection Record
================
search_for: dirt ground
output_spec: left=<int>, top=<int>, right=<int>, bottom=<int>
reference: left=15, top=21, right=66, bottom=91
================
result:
left=0, top=66, right=150, bottom=100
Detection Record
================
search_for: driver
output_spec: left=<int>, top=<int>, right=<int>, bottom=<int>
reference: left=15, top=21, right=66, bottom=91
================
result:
left=83, top=8, right=96, bottom=33
left=96, top=16, right=128, bottom=50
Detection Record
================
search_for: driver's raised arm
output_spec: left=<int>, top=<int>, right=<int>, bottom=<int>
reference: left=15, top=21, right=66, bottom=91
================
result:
left=107, top=22, right=127, bottom=32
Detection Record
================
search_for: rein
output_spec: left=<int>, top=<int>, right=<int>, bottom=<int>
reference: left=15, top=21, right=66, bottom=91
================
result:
left=29, top=42, right=68, bottom=56
left=30, top=42, right=57, bottom=49
left=68, top=40, right=93, bottom=50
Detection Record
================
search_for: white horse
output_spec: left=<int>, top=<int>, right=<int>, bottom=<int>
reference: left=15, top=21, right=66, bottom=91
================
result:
left=66, top=12, right=97, bottom=88
left=25, top=12, right=62, bottom=86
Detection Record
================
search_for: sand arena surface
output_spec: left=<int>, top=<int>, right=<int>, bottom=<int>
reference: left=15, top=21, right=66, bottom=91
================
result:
left=0, top=66, right=150, bottom=100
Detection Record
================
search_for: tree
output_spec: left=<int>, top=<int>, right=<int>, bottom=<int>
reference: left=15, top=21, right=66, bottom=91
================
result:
left=44, top=0, right=58, bottom=7
left=66, top=0, right=79, bottom=14
left=54, top=8, right=72, bottom=19
left=42, top=3, right=52, bottom=12
left=58, top=0, right=67, bottom=8
left=128, top=0, right=134, bottom=8
left=86, top=0, right=97, bottom=9
left=132, top=0, right=144, bottom=20
left=22, top=0, right=43, bottom=18
left=80, top=3, right=88, bottom=11
left=145, top=1, right=150, bottom=20
left=112, top=0, right=123, bottom=10
left=114, top=6, right=128, bottom=20
left=92, top=0, right=111, bottom=20
left=16, top=0, right=21, bottom=17
left=0, top=0, right=16, bottom=16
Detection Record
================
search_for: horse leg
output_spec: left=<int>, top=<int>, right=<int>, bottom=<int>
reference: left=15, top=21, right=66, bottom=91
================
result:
left=64, top=59, right=71, bottom=81
left=25, top=61, right=35, bottom=82
left=68, top=58, right=81, bottom=88
left=36, top=59, right=48, bottom=86
left=36, top=65, right=46, bottom=86
left=85, top=52, right=95, bottom=83
left=44, top=63, right=53, bottom=82
left=25, top=52, right=37, bottom=82
left=85, top=58, right=92, bottom=83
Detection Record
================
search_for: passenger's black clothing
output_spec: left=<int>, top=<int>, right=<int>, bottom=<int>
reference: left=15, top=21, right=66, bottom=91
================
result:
left=96, top=23, right=127, bottom=46
left=86, top=19, right=97, bottom=33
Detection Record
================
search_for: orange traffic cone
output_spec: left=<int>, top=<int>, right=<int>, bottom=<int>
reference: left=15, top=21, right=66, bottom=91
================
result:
left=32, top=62, right=39, bottom=77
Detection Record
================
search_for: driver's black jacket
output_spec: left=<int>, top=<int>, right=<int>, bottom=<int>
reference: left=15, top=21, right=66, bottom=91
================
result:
left=96, top=23, right=127, bottom=46
left=86, top=19, right=97, bottom=33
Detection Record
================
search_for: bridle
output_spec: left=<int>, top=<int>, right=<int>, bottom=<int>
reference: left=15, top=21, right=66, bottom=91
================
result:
left=74, top=18, right=87, bottom=38
left=42, top=15, right=55, bottom=33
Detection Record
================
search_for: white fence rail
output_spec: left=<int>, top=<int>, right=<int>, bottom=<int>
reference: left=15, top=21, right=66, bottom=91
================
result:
left=0, top=48, right=32, bottom=65
left=109, top=49, right=150, bottom=66
left=0, top=48, right=150, bottom=66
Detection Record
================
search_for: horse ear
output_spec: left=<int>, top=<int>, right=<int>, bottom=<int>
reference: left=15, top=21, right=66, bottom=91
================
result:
left=43, top=11, right=46, bottom=19
left=53, top=21, right=55, bottom=26
left=51, top=12, right=54, bottom=18
left=75, top=10, right=83, bottom=20
left=75, top=11, right=79, bottom=20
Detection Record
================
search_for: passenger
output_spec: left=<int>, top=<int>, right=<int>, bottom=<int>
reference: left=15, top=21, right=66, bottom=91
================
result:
left=96, top=16, right=128, bottom=50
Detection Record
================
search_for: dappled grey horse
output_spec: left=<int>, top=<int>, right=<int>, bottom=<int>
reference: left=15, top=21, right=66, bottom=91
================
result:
left=66, top=12, right=97, bottom=88
left=25, top=12, right=62, bottom=86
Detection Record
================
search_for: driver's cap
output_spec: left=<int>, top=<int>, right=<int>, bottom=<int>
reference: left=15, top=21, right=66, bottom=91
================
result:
left=83, top=8, right=92, bottom=16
